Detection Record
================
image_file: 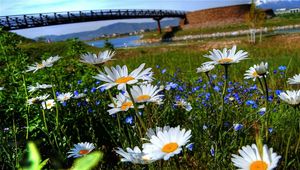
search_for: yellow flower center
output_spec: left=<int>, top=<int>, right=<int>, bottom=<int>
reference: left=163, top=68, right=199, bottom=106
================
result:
left=121, top=101, right=133, bottom=111
left=37, top=63, right=44, bottom=69
left=115, top=76, right=135, bottom=84
left=252, top=71, right=259, bottom=77
left=136, top=95, right=151, bottom=102
left=218, top=58, right=233, bottom=64
left=250, top=161, right=268, bottom=170
left=46, top=102, right=52, bottom=108
left=161, top=142, right=179, bottom=153
left=78, top=149, right=89, bottom=155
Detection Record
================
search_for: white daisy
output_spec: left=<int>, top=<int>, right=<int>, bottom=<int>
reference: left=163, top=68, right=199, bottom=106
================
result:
left=244, top=65, right=262, bottom=81
left=129, top=84, right=163, bottom=104
left=196, top=63, right=215, bottom=73
left=287, top=74, right=300, bottom=85
left=93, top=63, right=153, bottom=90
left=26, top=56, right=61, bottom=73
left=41, top=99, right=55, bottom=109
left=254, top=62, right=268, bottom=76
left=142, top=126, right=192, bottom=161
left=72, top=93, right=87, bottom=99
left=80, top=50, right=115, bottom=65
left=174, top=99, right=192, bottom=112
left=57, top=92, right=73, bottom=103
left=115, top=146, right=157, bottom=164
left=107, top=93, right=134, bottom=115
left=231, top=144, right=281, bottom=170
left=203, top=45, right=248, bottom=65
left=27, top=94, right=50, bottom=105
left=67, top=142, right=95, bottom=158
left=278, top=90, right=300, bottom=106
left=28, top=83, right=52, bottom=93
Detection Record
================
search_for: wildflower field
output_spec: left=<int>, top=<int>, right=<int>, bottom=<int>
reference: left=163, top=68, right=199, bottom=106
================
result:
left=0, top=31, right=300, bottom=169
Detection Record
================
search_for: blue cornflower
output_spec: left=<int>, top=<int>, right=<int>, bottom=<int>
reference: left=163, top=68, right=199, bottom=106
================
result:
left=156, top=65, right=160, bottom=68
left=245, top=100, right=255, bottom=106
left=186, top=143, right=194, bottom=151
left=95, top=100, right=100, bottom=105
left=62, top=102, right=67, bottom=107
left=56, top=91, right=60, bottom=96
left=178, top=86, right=184, bottom=92
left=249, top=85, right=257, bottom=90
left=233, top=124, right=243, bottom=131
left=175, top=95, right=181, bottom=101
left=91, top=87, right=96, bottom=93
left=100, top=86, right=106, bottom=92
left=74, top=90, right=79, bottom=96
left=213, top=86, right=220, bottom=92
left=273, top=70, right=277, bottom=74
left=278, top=65, right=286, bottom=71
left=275, top=90, right=282, bottom=96
left=268, top=128, right=273, bottom=133
left=95, top=81, right=100, bottom=85
left=210, top=147, right=215, bottom=157
left=125, top=116, right=134, bottom=125
left=77, top=80, right=82, bottom=84
left=161, top=69, right=167, bottom=74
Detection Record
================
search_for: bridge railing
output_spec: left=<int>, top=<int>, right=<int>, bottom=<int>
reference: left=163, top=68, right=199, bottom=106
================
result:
left=0, top=9, right=186, bottom=30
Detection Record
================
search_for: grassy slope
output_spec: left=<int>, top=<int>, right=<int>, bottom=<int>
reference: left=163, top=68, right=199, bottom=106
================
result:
left=142, top=13, right=300, bottom=39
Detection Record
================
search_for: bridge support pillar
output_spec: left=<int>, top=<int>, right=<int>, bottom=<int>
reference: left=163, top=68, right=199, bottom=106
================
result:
left=153, top=17, right=162, bottom=34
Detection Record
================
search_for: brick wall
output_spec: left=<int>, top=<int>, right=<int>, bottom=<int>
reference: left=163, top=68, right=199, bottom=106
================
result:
left=182, top=4, right=251, bottom=29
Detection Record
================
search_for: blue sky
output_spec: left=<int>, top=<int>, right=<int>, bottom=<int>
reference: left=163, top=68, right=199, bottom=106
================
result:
left=0, top=0, right=298, bottom=38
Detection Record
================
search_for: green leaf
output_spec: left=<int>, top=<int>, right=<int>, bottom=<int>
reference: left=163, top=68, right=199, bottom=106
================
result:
left=71, top=152, right=103, bottom=170
left=38, top=158, right=49, bottom=169
left=26, top=142, right=41, bottom=170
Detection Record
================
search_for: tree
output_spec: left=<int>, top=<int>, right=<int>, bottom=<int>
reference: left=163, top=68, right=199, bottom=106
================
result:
left=245, top=0, right=266, bottom=43
left=104, top=39, right=114, bottom=51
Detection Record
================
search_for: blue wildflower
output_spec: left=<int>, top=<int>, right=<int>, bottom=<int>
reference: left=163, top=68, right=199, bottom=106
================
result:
left=62, top=102, right=67, bottom=107
left=210, top=147, right=215, bottom=157
left=91, top=87, right=96, bottom=93
left=268, top=128, right=273, bottom=133
left=161, top=69, right=167, bottom=74
left=245, top=100, right=255, bottom=106
left=95, top=100, right=100, bottom=105
left=125, top=116, right=134, bottom=125
left=278, top=65, right=286, bottom=71
left=95, top=81, right=100, bottom=85
left=233, top=124, right=243, bottom=131
left=186, top=143, right=194, bottom=151
left=77, top=80, right=82, bottom=84
left=213, top=86, right=220, bottom=92
left=275, top=90, right=282, bottom=96
left=74, top=90, right=79, bottom=96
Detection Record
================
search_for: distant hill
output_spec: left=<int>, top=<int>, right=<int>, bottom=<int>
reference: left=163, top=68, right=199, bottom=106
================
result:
left=259, top=1, right=300, bottom=10
left=37, top=19, right=179, bottom=41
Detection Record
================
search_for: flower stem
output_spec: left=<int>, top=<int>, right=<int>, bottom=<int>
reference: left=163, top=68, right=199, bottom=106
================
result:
left=262, top=75, right=269, bottom=140
left=220, top=65, right=229, bottom=126
left=42, top=109, right=48, bottom=132
left=126, top=86, right=147, bottom=132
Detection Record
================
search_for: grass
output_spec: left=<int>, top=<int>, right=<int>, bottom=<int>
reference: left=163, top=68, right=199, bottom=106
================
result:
left=142, top=12, right=300, bottom=39
left=1, top=31, right=300, bottom=169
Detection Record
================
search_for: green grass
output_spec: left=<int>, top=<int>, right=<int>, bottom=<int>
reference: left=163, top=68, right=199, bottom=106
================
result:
left=142, top=13, right=300, bottom=39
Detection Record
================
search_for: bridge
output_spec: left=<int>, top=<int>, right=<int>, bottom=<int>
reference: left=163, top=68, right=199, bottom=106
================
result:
left=0, top=9, right=186, bottom=33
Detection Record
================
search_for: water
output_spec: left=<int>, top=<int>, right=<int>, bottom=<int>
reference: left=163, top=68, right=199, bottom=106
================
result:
left=273, top=28, right=300, bottom=34
left=86, top=35, right=143, bottom=48
left=86, top=28, right=300, bottom=48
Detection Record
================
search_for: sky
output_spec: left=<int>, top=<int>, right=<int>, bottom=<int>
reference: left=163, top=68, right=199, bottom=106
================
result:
left=0, top=0, right=298, bottom=38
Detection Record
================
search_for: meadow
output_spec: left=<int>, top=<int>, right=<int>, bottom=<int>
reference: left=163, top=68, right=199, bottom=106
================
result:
left=0, top=30, right=300, bottom=169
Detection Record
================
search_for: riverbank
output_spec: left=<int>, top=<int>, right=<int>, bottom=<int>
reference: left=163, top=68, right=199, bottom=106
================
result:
left=139, top=24, right=300, bottom=43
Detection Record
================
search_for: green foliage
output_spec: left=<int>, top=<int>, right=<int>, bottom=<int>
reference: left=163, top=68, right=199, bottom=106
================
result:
left=23, top=142, right=49, bottom=170
left=71, top=152, right=103, bottom=170
left=66, top=38, right=87, bottom=57
left=104, top=39, right=115, bottom=51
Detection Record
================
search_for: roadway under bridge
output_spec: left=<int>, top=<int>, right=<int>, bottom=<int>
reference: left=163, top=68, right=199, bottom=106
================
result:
left=0, top=9, right=186, bottom=33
